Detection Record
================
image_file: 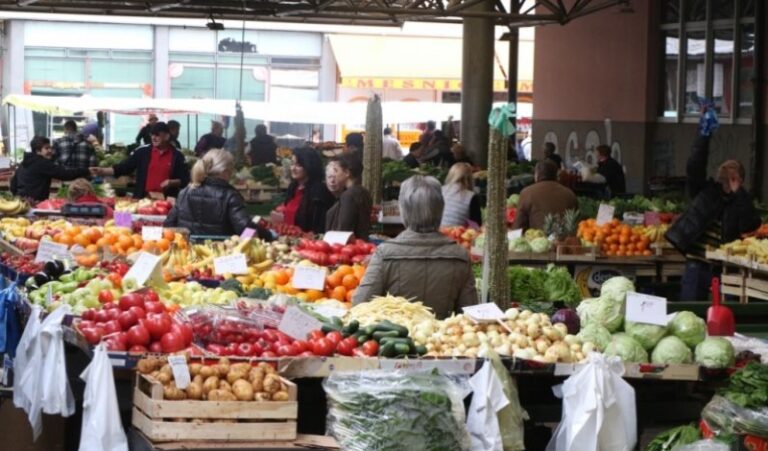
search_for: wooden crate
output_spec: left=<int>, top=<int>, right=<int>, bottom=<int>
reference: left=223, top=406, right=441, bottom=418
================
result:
left=556, top=244, right=596, bottom=261
left=132, top=374, right=297, bottom=443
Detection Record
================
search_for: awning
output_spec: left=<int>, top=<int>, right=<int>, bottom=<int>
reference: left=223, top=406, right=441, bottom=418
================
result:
left=328, top=34, right=533, bottom=93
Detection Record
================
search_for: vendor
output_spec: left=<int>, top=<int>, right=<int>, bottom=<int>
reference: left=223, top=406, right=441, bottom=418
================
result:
left=325, top=153, right=372, bottom=240
left=90, top=122, right=190, bottom=199
left=513, top=160, right=577, bottom=230
left=67, top=178, right=114, bottom=218
left=248, top=124, right=277, bottom=165
left=353, top=175, right=477, bottom=318
left=11, top=136, right=91, bottom=202
left=403, top=142, right=423, bottom=169
left=666, top=132, right=761, bottom=301
left=440, top=163, right=481, bottom=227
left=596, top=145, right=626, bottom=197
left=282, top=147, right=335, bottom=234
left=164, top=149, right=271, bottom=238
left=194, top=121, right=226, bottom=157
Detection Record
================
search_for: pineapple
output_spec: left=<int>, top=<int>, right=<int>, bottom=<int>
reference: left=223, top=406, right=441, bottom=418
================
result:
left=543, top=213, right=557, bottom=238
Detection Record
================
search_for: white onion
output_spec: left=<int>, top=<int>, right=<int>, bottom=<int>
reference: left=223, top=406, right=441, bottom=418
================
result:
left=505, top=308, right=520, bottom=320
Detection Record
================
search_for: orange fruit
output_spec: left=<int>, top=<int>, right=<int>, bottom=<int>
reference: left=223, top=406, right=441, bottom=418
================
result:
left=306, top=289, right=324, bottom=302
left=60, top=234, right=75, bottom=246
left=53, top=232, right=64, bottom=243
left=642, top=250, right=653, bottom=256
left=326, top=273, right=342, bottom=288
left=337, top=265, right=354, bottom=277
left=85, top=244, right=98, bottom=253
left=342, top=274, right=358, bottom=290
left=156, top=238, right=171, bottom=251
left=132, top=235, right=143, bottom=248
left=73, top=234, right=90, bottom=248
left=69, top=226, right=82, bottom=236
left=345, top=289, right=355, bottom=303
left=353, top=265, right=366, bottom=280
left=274, top=270, right=290, bottom=286
left=163, top=229, right=175, bottom=241
left=84, top=227, right=102, bottom=243
left=118, top=235, right=133, bottom=249
left=331, top=286, right=347, bottom=302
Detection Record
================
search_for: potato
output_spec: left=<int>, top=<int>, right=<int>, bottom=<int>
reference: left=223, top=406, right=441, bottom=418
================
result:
left=199, top=366, right=215, bottom=378
left=231, top=363, right=251, bottom=373
left=186, top=382, right=203, bottom=400
left=249, top=367, right=265, bottom=383
left=189, top=363, right=203, bottom=377
left=156, top=372, right=172, bottom=385
left=149, top=370, right=160, bottom=379
left=163, top=383, right=187, bottom=400
left=271, top=391, right=290, bottom=401
left=219, top=380, right=232, bottom=392
left=254, top=392, right=271, bottom=402
left=251, top=377, right=264, bottom=393
left=263, top=374, right=281, bottom=394
left=217, top=358, right=231, bottom=375
left=208, top=389, right=237, bottom=401
left=202, top=376, right=219, bottom=395
left=226, top=368, right=248, bottom=385
left=192, top=375, right=204, bottom=385
left=257, top=362, right=274, bottom=374
left=137, top=358, right=159, bottom=374
left=232, top=379, right=254, bottom=401
left=160, top=364, right=172, bottom=376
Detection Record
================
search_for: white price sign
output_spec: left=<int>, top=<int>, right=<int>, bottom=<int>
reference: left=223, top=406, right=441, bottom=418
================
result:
left=278, top=306, right=324, bottom=340
left=123, top=252, right=162, bottom=287
left=167, top=355, right=191, bottom=389
left=35, top=239, right=72, bottom=264
left=313, top=305, right=348, bottom=320
left=625, top=292, right=668, bottom=326
left=379, top=358, right=477, bottom=374
left=596, top=204, right=616, bottom=226
left=462, top=303, right=505, bottom=322
left=141, top=226, right=163, bottom=242
left=213, top=253, right=248, bottom=275
left=323, top=231, right=353, bottom=245
left=292, top=266, right=328, bottom=291
left=507, top=229, right=523, bottom=240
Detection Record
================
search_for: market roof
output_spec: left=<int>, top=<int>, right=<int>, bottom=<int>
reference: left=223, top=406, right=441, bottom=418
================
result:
left=0, top=1, right=631, bottom=27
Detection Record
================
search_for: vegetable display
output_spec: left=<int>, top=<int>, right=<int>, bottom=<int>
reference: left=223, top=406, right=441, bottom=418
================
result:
left=651, top=336, right=693, bottom=365
left=344, top=294, right=435, bottom=336
left=669, top=311, right=707, bottom=348
left=719, top=362, right=768, bottom=409
left=695, top=337, right=736, bottom=369
left=604, top=333, right=648, bottom=363
left=576, top=324, right=612, bottom=352
left=625, top=321, right=667, bottom=351
left=645, top=424, right=701, bottom=451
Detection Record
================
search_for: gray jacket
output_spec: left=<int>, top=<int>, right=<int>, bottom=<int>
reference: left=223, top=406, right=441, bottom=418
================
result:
left=352, top=230, right=478, bottom=319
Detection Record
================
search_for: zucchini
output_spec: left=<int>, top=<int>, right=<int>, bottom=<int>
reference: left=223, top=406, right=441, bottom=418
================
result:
left=341, top=320, right=359, bottom=336
left=372, top=330, right=400, bottom=341
left=415, top=345, right=428, bottom=356
left=356, top=334, right=370, bottom=343
left=379, top=341, right=396, bottom=358
left=363, top=325, right=377, bottom=336
left=393, top=343, right=411, bottom=356
left=379, top=337, right=414, bottom=347
left=379, top=320, right=409, bottom=337
left=321, top=323, right=340, bottom=333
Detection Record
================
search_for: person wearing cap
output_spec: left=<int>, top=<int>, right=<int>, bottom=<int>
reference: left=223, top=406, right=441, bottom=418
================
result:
left=90, top=122, right=190, bottom=199
left=194, top=121, right=226, bottom=157
left=135, top=113, right=158, bottom=146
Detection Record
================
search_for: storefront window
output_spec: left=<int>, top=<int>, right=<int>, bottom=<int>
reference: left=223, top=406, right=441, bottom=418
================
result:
left=739, top=0, right=755, bottom=18
left=711, top=29, right=734, bottom=116
left=684, top=31, right=706, bottom=114
left=662, top=0, right=680, bottom=24
left=685, top=0, right=707, bottom=21
left=711, top=0, right=735, bottom=20
left=738, top=24, right=755, bottom=117
left=661, top=30, right=679, bottom=117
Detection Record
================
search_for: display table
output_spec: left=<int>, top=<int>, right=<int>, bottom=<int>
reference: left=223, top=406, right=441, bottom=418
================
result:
left=129, top=431, right=338, bottom=451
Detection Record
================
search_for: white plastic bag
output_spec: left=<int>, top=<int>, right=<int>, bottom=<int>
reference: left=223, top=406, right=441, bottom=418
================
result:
left=547, top=353, right=637, bottom=451
left=78, top=343, right=128, bottom=451
left=467, top=359, right=509, bottom=451
left=672, top=440, right=729, bottom=451
left=13, top=305, right=42, bottom=414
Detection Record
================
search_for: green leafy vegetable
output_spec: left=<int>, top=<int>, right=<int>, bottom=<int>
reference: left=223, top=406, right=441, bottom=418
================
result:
left=544, top=265, right=581, bottom=307
left=719, top=362, right=768, bottom=409
left=576, top=324, right=612, bottom=352
left=669, top=311, right=706, bottom=348
left=604, top=333, right=648, bottom=363
left=625, top=321, right=667, bottom=351
left=508, top=266, right=547, bottom=307
left=644, top=424, right=700, bottom=451
left=651, top=336, right=693, bottom=364
left=695, top=337, right=735, bottom=369
left=577, top=296, right=624, bottom=332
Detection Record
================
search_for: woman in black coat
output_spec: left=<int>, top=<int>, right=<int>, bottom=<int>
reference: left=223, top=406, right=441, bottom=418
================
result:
left=282, top=147, right=335, bottom=234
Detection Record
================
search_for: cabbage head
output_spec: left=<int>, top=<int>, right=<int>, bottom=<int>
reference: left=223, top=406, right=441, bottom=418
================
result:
left=695, top=337, right=735, bottom=369
left=669, top=311, right=706, bottom=348
left=507, top=194, right=520, bottom=207
left=625, top=321, right=668, bottom=351
left=600, top=276, right=635, bottom=304
left=605, top=333, right=648, bottom=363
left=576, top=324, right=612, bottom=352
left=509, top=237, right=532, bottom=253
left=576, top=296, right=623, bottom=332
left=529, top=237, right=551, bottom=253
left=525, top=229, right=545, bottom=240
left=651, top=336, right=693, bottom=364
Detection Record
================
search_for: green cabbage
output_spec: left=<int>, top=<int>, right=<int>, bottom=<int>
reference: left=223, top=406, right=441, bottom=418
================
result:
left=576, top=324, right=612, bottom=352
left=605, top=333, right=648, bottom=363
left=524, top=229, right=545, bottom=240
left=695, top=337, right=735, bottom=369
left=576, top=296, right=623, bottom=332
left=507, top=194, right=520, bottom=207
left=651, top=336, right=693, bottom=364
left=600, top=276, right=635, bottom=304
left=509, top=237, right=532, bottom=253
left=529, top=237, right=551, bottom=253
left=544, top=265, right=581, bottom=307
left=669, top=311, right=706, bottom=348
left=625, top=321, right=668, bottom=351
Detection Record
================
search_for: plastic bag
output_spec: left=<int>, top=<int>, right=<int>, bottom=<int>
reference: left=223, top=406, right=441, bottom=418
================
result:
left=547, top=353, right=637, bottom=451
left=489, top=350, right=528, bottom=451
left=468, top=360, right=508, bottom=451
left=672, top=440, right=729, bottom=451
left=324, top=370, right=470, bottom=451
left=78, top=343, right=128, bottom=451
left=701, top=395, right=768, bottom=438
left=13, top=305, right=43, bottom=435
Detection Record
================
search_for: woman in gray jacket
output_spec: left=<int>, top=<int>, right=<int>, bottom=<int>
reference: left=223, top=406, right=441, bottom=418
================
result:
left=353, top=175, right=478, bottom=318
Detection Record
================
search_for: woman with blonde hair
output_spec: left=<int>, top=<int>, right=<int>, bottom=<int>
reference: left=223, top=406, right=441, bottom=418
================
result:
left=440, top=163, right=481, bottom=227
left=165, top=149, right=270, bottom=238
left=66, top=178, right=114, bottom=218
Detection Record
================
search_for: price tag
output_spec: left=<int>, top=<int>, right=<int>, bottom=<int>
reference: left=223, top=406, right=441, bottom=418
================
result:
left=213, top=253, right=248, bottom=275
left=596, top=204, right=616, bottom=226
left=142, top=226, right=163, bottom=242
left=123, top=252, right=162, bottom=287
left=114, top=211, right=133, bottom=228
left=35, top=239, right=72, bottom=264
left=644, top=212, right=661, bottom=226
left=507, top=229, right=523, bottom=240
left=148, top=192, right=165, bottom=200
left=323, top=231, right=353, bottom=245
left=240, top=228, right=256, bottom=240
left=0, top=157, right=11, bottom=169
left=625, top=292, right=668, bottom=326
left=167, top=355, right=191, bottom=389
left=292, top=266, right=328, bottom=290
left=379, top=358, right=477, bottom=374
left=250, top=215, right=262, bottom=225
left=313, top=305, right=348, bottom=320
left=278, top=306, right=323, bottom=340
left=462, top=303, right=505, bottom=322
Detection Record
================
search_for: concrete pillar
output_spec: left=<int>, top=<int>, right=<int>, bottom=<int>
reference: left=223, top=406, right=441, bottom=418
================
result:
left=153, top=25, right=170, bottom=98
left=2, top=20, right=28, bottom=156
left=461, top=1, right=495, bottom=167
left=319, top=35, right=338, bottom=142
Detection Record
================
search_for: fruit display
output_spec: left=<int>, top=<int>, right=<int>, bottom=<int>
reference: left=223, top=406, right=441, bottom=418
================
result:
left=343, top=294, right=436, bottom=336
left=577, top=219, right=653, bottom=257
left=115, top=198, right=172, bottom=216
left=508, top=229, right=553, bottom=254
left=293, top=238, right=375, bottom=267
left=265, top=221, right=313, bottom=239
left=0, top=253, right=44, bottom=275
left=155, top=281, right=238, bottom=308
left=51, top=225, right=185, bottom=256
left=642, top=223, right=670, bottom=244
left=719, top=237, right=768, bottom=264
left=0, top=195, right=30, bottom=216
left=136, top=357, right=291, bottom=402
left=439, top=226, right=479, bottom=250
left=252, top=263, right=366, bottom=304
left=27, top=267, right=116, bottom=313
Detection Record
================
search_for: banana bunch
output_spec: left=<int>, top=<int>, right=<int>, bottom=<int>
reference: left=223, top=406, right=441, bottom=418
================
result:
left=0, top=198, right=29, bottom=216
left=642, top=224, right=670, bottom=243
left=160, top=243, right=190, bottom=277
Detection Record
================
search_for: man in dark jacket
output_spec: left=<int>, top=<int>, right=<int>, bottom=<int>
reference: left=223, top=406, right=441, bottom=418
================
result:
left=168, top=120, right=182, bottom=150
left=90, top=122, right=190, bottom=199
left=666, top=135, right=761, bottom=301
left=11, top=136, right=90, bottom=202
left=54, top=120, right=98, bottom=170
left=194, top=121, right=226, bottom=157
left=135, top=113, right=158, bottom=146
left=248, top=124, right=277, bottom=165
left=596, top=145, right=626, bottom=197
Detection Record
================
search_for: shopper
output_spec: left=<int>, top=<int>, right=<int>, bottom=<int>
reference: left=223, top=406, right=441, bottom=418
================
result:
left=353, top=175, right=477, bottom=318
left=345, top=132, right=364, bottom=154
left=513, top=160, right=578, bottom=230
left=325, top=159, right=345, bottom=198
left=66, top=178, right=114, bottom=218
left=11, top=136, right=90, bottom=202
left=53, top=120, right=98, bottom=170
left=419, top=120, right=436, bottom=149
left=90, top=122, right=190, bottom=199
left=382, top=127, right=402, bottom=161
left=596, top=145, right=626, bottom=197
left=135, top=113, right=158, bottom=146
left=168, top=120, right=182, bottom=150
left=544, top=142, right=563, bottom=169
left=403, top=142, right=423, bottom=169
left=282, top=147, right=335, bottom=234
left=81, top=111, right=104, bottom=145
left=666, top=135, right=761, bottom=301
left=423, top=130, right=455, bottom=169
left=451, top=143, right=474, bottom=166
left=248, top=124, right=278, bottom=165
left=194, top=121, right=226, bottom=157
left=440, top=163, right=481, bottom=227
left=325, top=152, right=372, bottom=240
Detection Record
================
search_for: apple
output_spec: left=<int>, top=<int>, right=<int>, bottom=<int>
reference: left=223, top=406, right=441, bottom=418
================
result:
left=119, top=293, right=144, bottom=311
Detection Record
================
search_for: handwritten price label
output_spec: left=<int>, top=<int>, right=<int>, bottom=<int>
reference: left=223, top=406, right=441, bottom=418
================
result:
left=626, top=292, right=668, bottom=326
left=596, top=204, right=616, bottom=226
left=141, top=226, right=163, bottom=242
left=292, top=266, right=327, bottom=291
left=507, top=229, right=523, bottom=240
left=462, top=303, right=505, bottom=322
left=123, top=252, right=162, bottom=287
left=168, top=355, right=191, bottom=389
left=35, top=239, right=72, bottom=264
left=278, top=306, right=324, bottom=340
left=323, top=231, right=354, bottom=245
left=213, top=253, right=248, bottom=275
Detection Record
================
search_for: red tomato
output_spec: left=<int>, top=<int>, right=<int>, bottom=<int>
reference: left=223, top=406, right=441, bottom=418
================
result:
left=127, top=324, right=150, bottom=347
left=308, top=330, right=325, bottom=340
left=104, top=338, right=126, bottom=351
left=81, top=309, right=96, bottom=321
left=117, top=311, right=139, bottom=330
left=128, top=345, right=148, bottom=354
left=361, top=340, right=379, bottom=357
left=160, top=332, right=184, bottom=353
left=236, top=343, right=256, bottom=356
left=149, top=341, right=164, bottom=353
left=145, top=313, right=172, bottom=339
left=128, top=306, right=146, bottom=320
left=206, top=343, right=226, bottom=355
left=278, top=344, right=299, bottom=357
left=80, top=327, right=103, bottom=345
left=335, top=337, right=358, bottom=356
left=311, top=338, right=334, bottom=356
left=118, top=293, right=144, bottom=311
left=102, top=320, right=122, bottom=335
left=171, top=323, right=193, bottom=346
left=293, top=340, right=310, bottom=353
left=105, top=309, right=121, bottom=321
left=98, top=289, right=114, bottom=304
left=143, top=289, right=160, bottom=303
left=325, top=331, right=343, bottom=346
left=261, top=351, right=278, bottom=358
left=102, top=302, right=118, bottom=311
left=298, top=350, right=316, bottom=357
left=144, top=301, right=165, bottom=314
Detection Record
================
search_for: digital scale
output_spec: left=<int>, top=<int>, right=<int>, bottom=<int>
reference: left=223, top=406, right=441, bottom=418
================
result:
left=60, top=202, right=108, bottom=218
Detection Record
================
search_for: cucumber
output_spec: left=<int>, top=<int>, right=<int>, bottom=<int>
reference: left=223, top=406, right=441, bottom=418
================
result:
left=332, top=316, right=344, bottom=328
left=356, top=334, right=370, bottom=343
left=363, top=325, right=377, bottom=336
left=378, top=320, right=409, bottom=337
left=379, top=341, right=396, bottom=357
left=379, top=337, right=414, bottom=347
left=341, top=320, right=359, bottom=336
left=372, top=330, right=400, bottom=341
left=393, top=343, right=411, bottom=356
left=321, top=323, right=340, bottom=333
left=415, top=345, right=428, bottom=356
